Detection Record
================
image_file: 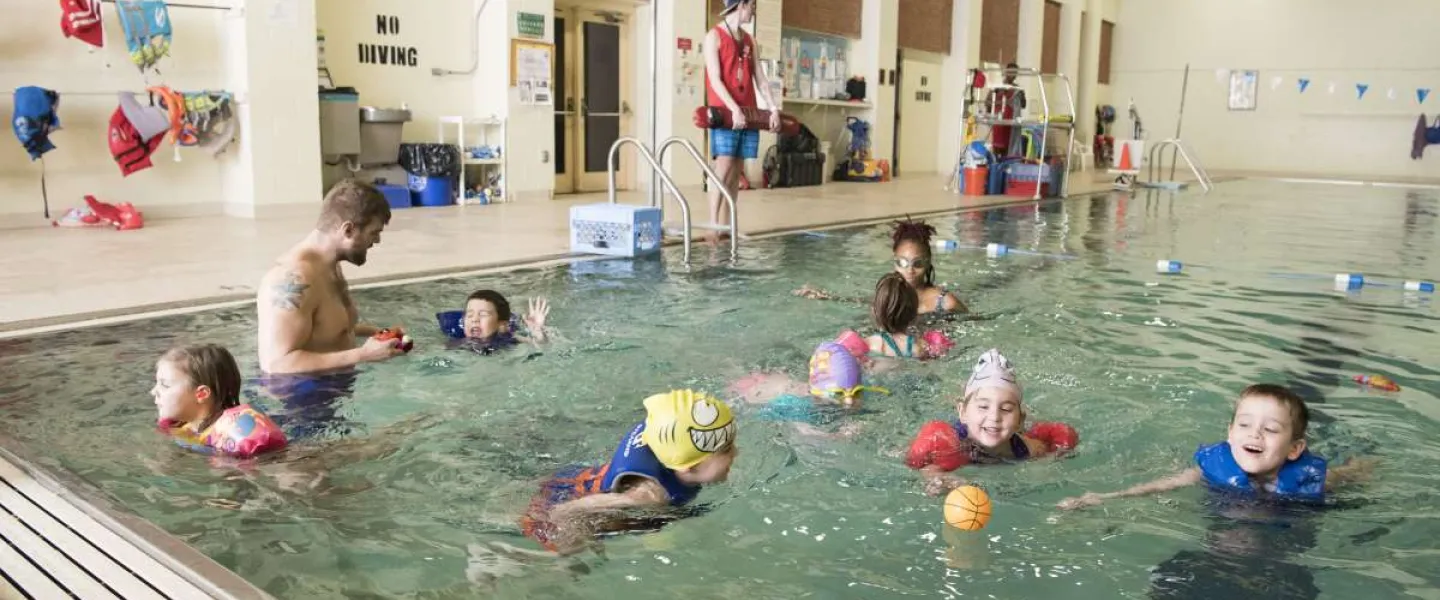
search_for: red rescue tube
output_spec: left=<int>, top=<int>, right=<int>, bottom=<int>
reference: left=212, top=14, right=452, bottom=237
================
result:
left=1026, top=421, right=1079, bottom=455
left=693, top=105, right=802, bottom=136
left=907, top=420, right=970, bottom=471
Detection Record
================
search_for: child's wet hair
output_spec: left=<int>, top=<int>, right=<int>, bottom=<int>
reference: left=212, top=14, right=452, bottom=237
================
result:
left=160, top=344, right=242, bottom=410
left=466, top=289, right=512, bottom=321
left=1238, top=383, right=1309, bottom=440
left=891, top=217, right=939, bottom=287
left=872, top=273, right=919, bottom=333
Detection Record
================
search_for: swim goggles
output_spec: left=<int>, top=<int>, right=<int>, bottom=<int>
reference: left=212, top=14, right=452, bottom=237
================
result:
left=893, top=256, right=930, bottom=270
left=812, top=383, right=891, bottom=403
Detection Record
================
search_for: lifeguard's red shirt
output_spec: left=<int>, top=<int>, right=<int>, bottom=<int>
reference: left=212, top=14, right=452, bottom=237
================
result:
left=706, top=24, right=758, bottom=109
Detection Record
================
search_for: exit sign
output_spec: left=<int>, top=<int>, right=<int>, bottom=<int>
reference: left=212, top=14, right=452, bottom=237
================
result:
left=517, top=12, right=545, bottom=38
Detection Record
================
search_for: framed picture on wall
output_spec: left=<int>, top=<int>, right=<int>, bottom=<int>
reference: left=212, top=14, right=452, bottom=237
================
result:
left=1228, top=69, right=1259, bottom=111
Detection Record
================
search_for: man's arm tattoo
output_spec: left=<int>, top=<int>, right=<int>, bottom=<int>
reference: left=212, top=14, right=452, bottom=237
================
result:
left=270, top=271, right=310, bottom=310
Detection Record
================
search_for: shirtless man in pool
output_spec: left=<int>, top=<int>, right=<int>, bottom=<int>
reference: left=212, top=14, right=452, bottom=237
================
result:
left=257, top=179, right=405, bottom=375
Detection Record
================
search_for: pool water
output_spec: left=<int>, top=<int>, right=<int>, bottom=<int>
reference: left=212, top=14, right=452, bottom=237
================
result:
left=1, top=180, right=1438, bottom=598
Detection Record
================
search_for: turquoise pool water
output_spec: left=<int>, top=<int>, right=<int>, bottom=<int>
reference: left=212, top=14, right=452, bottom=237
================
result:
left=1, top=180, right=1437, bottom=598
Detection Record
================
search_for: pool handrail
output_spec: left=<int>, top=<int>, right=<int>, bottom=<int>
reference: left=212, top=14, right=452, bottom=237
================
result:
left=1146, top=138, right=1213, bottom=192
left=656, top=136, right=738, bottom=260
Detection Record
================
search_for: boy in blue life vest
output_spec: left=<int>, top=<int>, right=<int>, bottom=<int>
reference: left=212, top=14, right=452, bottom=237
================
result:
left=1058, top=384, right=1374, bottom=509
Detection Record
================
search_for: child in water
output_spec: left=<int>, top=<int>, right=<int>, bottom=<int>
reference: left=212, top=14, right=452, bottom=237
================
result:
left=795, top=218, right=969, bottom=316
left=730, top=341, right=888, bottom=437
left=1057, top=384, right=1374, bottom=510
left=868, top=273, right=950, bottom=359
left=450, top=289, right=549, bottom=353
left=153, top=344, right=287, bottom=458
left=907, top=349, right=1079, bottom=495
left=520, top=389, right=738, bottom=555
left=888, top=218, right=968, bottom=314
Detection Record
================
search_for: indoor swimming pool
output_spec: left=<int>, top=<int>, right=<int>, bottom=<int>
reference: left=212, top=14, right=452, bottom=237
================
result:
left=0, top=179, right=1436, bottom=598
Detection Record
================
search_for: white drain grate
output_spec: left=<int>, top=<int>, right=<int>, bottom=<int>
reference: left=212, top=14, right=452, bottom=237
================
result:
left=0, top=457, right=229, bottom=599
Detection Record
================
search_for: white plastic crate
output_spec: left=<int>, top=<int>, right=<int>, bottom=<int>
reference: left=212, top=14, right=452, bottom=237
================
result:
left=569, top=203, right=663, bottom=257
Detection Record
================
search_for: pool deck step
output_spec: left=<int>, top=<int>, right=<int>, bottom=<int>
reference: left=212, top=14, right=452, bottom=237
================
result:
left=0, top=450, right=271, bottom=600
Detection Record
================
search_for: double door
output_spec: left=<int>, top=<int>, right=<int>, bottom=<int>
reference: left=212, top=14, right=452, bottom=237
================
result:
left=553, top=9, right=631, bottom=194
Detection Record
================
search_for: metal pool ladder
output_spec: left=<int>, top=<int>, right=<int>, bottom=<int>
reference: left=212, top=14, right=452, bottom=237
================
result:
left=1144, top=138, right=1214, bottom=192
left=607, top=136, right=738, bottom=263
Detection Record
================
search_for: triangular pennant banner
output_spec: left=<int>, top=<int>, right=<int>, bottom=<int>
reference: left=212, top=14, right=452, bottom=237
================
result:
left=1270, top=76, right=1283, bottom=90
left=1298, top=78, right=1311, bottom=93
left=1387, top=87, right=1397, bottom=101
left=1419, top=88, right=1431, bottom=104
left=1328, top=82, right=1337, bottom=95
left=1356, top=83, right=1369, bottom=100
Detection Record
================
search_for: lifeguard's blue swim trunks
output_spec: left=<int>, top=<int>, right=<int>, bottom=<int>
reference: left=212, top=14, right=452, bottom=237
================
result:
left=710, top=128, right=760, bottom=159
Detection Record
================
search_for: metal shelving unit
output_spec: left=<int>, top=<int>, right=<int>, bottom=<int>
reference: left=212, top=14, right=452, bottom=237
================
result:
left=945, top=67, right=1079, bottom=200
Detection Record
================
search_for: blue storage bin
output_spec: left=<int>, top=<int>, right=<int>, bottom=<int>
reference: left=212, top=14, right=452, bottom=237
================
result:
left=989, top=158, right=1021, bottom=195
left=374, top=183, right=412, bottom=209
left=409, top=174, right=454, bottom=207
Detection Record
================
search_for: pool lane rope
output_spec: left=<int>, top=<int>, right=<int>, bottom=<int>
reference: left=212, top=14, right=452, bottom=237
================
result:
left=1156, top=262, right=1434, bottom=292
left=928, top=239, right=1432, bottom=292
left=932, top=241, right=1078, bottom=261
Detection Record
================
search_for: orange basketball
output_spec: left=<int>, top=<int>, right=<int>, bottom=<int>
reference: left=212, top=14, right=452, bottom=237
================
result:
left=943, top=485, right=992, bottom=531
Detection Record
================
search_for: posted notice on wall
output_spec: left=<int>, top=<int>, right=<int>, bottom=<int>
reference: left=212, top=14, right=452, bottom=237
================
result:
left=520, top=80, right=552, bottom=106
left=513, top=41, right=553, bottom=106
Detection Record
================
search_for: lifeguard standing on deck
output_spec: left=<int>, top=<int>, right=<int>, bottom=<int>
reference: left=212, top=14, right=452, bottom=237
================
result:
left=703, top=0, right=781, bottom=240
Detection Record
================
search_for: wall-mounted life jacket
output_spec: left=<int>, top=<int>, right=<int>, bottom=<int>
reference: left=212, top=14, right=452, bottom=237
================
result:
left=12, top=86, right=61, bottom=160
left=115, top=0, right=172, bottom=72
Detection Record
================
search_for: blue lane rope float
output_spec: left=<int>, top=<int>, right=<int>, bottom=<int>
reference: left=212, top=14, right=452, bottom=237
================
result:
left=1153, top=260, right=1224, bottom=274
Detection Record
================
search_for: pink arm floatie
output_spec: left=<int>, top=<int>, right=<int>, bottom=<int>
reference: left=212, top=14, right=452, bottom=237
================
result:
left=835, top=329, right=870, bottom=359
left=921, top=330, right=956, bottom=358
left=204, top=404, right=288, bottom=458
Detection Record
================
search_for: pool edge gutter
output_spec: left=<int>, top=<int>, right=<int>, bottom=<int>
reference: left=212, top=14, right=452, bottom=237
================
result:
left=0, top=434, right=276, bottom=599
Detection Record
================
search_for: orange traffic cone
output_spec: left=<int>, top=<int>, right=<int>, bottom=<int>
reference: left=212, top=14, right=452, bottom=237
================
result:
left=1117, top=143, right=1134, bottom=171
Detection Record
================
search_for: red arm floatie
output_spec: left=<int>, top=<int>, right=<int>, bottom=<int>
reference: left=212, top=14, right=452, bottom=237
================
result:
left=1025, top=421, right=1079, bottom=456
left=907, top=420, right=970, bottom=471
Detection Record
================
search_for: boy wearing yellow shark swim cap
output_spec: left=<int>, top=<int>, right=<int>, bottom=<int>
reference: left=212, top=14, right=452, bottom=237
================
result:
left=520, top=389, right=739, bottom=554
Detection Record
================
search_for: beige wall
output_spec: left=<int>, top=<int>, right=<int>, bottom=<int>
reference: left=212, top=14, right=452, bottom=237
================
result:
left=502, top=0, right=558, bottom=196
left=1109, top=0, right=1440, bottom=180
left=319, top=0, right=477, bottom=144
left=318, top=0, right=557, bottom=197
